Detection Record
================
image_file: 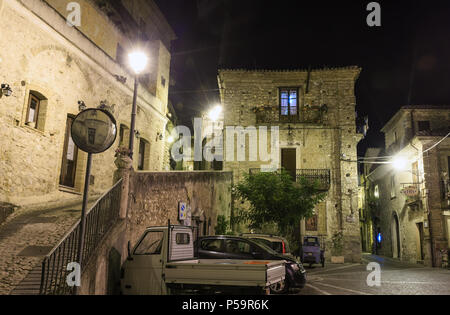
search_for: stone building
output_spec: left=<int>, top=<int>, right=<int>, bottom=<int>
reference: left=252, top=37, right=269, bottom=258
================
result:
left=0, top=0, right=176, bottom=209
left=217, top=67, right=364, bottom=262
left=366, top=106, right=450, bottom=267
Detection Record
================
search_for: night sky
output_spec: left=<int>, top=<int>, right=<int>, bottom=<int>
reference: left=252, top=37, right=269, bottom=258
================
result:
left=154, top=0, right=450, bottom=156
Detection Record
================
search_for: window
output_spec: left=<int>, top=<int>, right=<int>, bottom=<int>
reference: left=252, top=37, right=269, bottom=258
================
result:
left=374, top=185, right=379, bottom=198
left=201, top=239, right=222, bottom=252
left=119, top=124, right=129, bottom=146
left=280, top=88, right=299, bottom=116
left=390, top=175, right=396, bottom=198
left=176, top=233, right=190, bottom=245
left=418, top=121, right=431, bottom=132
left=116, top=44, right=126, bottom=66
left=138, top=139, right=148, bottom=170
left=161, top=76, right=166, bottom=87
left=224, top=240, right=252, bottom=255
left=134, top=231, right=164, bottom=255
left=26, top=93, right=40, bottom=128
left=25, top=91, right=48, bottom=131
left=306, top=215, right=318, bottom=231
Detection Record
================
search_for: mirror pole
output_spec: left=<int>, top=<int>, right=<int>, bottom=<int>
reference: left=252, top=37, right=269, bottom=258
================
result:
left=74, top=152, right=93, bottom=295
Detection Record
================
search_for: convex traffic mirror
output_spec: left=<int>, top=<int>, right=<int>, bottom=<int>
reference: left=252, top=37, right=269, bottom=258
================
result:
left=71, top=108, right=117, bottom=154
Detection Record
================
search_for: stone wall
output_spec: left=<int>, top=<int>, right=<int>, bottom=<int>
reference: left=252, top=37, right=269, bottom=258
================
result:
left=0, top=0, right=172, bottom=208
left=218, top=68, right=363, bottom=262
left=79, top=170, right=233, bottom=295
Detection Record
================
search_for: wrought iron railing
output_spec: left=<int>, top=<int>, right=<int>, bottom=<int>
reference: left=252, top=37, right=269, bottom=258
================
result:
left=255, top=106, right=325, bottom=124
left=39, top=179, right=122, bottom=295
left=249, top=169, right=331, bottom=191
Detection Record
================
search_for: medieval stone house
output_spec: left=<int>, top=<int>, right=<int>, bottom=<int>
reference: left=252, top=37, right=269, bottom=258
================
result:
left=218, top=67, right=364, bottom=262
left=366, top=106, right=450, bottom=267
left=0, top=0, right=176, bottom=210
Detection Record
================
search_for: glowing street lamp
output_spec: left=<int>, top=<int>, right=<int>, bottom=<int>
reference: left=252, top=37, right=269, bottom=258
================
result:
left=391, top=156, right=408, bottom=171
left=127, top=51, right=148, bottom=160
left=208, top=105, right=223, bottom=122
left=128, top=51, right=148, bottom=74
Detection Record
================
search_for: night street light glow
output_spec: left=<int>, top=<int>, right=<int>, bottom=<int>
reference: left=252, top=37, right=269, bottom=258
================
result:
left=392, top=156, right=408, bottom=171
left=128, top=51, right=148, bottom=74
left=208, top=105, right=223, bottom=121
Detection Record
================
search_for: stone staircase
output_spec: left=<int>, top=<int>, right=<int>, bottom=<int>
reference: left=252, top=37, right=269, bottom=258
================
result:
left=0, top=201, right=96, bottom=295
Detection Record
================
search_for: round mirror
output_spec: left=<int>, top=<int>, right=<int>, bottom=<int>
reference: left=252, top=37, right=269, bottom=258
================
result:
left=71, top=109, right=117, bottom=154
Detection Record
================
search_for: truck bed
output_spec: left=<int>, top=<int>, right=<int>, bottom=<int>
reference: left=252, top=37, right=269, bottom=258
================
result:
left=165, top=259, right=285, bottom=287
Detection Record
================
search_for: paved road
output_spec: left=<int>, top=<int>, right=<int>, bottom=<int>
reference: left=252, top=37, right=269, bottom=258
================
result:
left=296, top=254, right=450, bottom=295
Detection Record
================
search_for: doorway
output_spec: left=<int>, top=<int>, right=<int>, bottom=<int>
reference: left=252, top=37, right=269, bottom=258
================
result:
left=59, top=115, right=78, bottom=188
left=281, top=148, right=296, bottom=179
left=391, top=213, right=401, bottom=259
left=416, top=222, right=424, bottom=261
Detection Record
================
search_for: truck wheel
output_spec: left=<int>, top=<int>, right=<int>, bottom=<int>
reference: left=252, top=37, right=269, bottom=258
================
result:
left=270, top=280, right=288, bottom=294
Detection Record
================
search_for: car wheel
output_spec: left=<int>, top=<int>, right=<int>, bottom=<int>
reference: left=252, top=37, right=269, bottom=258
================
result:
left=270, top=280, right=288, bottom=294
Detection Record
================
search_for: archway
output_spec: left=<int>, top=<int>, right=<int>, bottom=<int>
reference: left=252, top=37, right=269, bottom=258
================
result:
left=391, top=212, right=401, bottom=259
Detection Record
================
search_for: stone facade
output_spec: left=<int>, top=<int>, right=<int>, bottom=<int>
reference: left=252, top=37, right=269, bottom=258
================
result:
left=80, top=170, right=233, bottom=295
left=218, top=67, right=364, bottom=262
left=367, top=106, right=450, bottom=267
left=0, top=0, right=176, bottom=209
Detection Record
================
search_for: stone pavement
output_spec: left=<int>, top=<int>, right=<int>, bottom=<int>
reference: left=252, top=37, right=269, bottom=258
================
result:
left=296, top=253, right=450, bottom=295
left=0, top=201, right=95, bottom=295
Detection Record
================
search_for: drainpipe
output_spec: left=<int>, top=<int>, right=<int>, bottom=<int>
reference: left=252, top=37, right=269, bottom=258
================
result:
left=410, top=110, right=435, bottom=266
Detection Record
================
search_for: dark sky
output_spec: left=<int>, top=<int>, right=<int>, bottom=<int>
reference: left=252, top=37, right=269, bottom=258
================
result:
left=154, top=0, right=450, bottom=156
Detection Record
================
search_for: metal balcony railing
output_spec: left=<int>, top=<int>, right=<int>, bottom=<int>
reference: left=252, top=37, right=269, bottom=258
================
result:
left=249, top=169, right=331, bottom=191
left=254, top=106, right=325, bottom=124
left=39, top=179, right=122, bottom=295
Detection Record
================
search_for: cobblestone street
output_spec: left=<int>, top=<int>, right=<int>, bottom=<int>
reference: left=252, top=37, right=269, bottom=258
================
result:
left=296, top=254, right=450, bottom=295
left=0, top=203, right=92, bottom=295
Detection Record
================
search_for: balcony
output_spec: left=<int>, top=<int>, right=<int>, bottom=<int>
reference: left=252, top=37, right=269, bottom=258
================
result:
left=249, top=168, right=331, bottom=191
left=254, top=106, right=326, bottom=125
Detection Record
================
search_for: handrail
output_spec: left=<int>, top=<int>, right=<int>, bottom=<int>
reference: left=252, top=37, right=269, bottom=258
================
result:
left=39, top=179, right=123, bottom=295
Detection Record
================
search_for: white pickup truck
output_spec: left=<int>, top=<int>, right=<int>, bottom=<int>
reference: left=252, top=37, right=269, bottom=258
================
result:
left=120, top=224, right=286, bottom=295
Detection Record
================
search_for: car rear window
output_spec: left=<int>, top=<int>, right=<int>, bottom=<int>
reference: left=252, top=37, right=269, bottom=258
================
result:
left=201, top=239, right=222, bottom=252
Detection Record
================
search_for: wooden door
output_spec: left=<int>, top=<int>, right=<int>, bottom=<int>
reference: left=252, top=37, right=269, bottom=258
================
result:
left=59, top=116, right=78, bottom=188
left=281, top=148, right=296, bottom=179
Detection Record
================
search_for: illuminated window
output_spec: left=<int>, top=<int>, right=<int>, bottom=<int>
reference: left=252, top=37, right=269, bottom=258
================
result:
left=280, top=88, right=298, bottom=116
left=374, top=185, right=379, bottom=198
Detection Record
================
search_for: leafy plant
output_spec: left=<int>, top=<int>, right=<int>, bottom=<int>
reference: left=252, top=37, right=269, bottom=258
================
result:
left=233, top=170, right=326, bottom=237
left=215, top=215, right=232, bottom=235
left=331, top=231, right=344, bottom=256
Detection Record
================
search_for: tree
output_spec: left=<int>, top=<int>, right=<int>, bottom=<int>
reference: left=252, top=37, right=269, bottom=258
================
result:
left=233, top=170, right=326, bottom=243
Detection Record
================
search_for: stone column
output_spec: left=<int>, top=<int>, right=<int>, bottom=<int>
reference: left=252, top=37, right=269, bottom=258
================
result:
left=114, top=155, right=133, bottom=220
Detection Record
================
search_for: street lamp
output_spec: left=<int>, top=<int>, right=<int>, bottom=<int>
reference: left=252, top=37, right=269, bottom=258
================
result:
left=128, top=51, right=148, bottom=160
left=208, top=105, right=223, bottom=122
left=391, top=155, right=408, bottom=171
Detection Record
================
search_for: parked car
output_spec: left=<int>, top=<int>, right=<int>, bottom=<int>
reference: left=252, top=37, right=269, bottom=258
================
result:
left=240, top=233, right=292, bottom=256
left=195, top=235, right=306, bottom=294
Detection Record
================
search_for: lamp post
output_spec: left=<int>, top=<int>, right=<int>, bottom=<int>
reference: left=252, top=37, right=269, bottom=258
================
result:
left=127, top=51, right=148, bottom=160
